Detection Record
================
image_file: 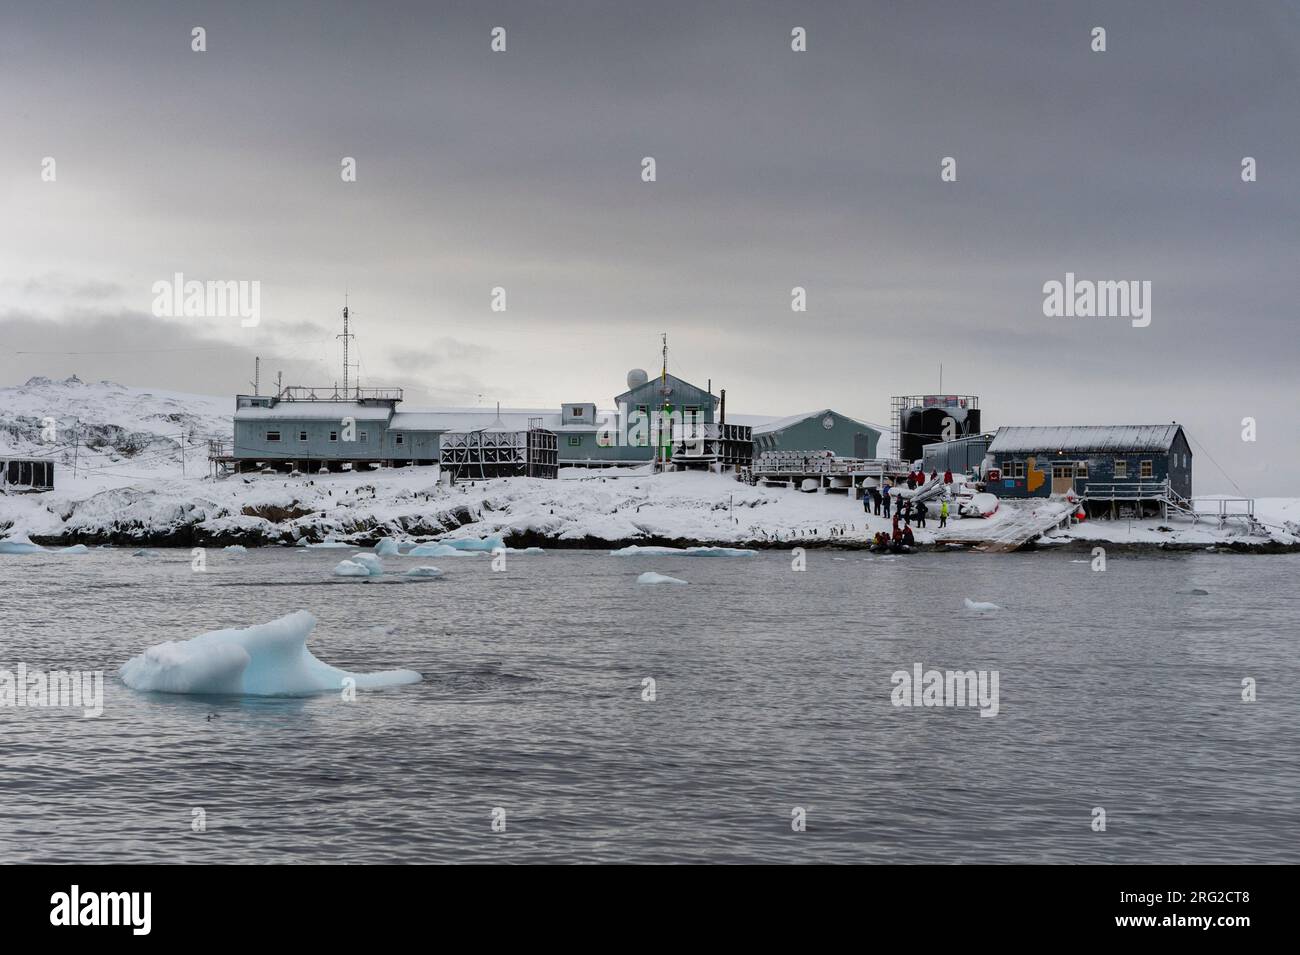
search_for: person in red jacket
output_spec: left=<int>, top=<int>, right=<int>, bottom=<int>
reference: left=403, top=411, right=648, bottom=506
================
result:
left=944, top=469, right=953, bottom=484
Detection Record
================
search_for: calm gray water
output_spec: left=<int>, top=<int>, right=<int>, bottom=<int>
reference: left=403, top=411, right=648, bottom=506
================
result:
left=1, top=545, right=1297, bottom=864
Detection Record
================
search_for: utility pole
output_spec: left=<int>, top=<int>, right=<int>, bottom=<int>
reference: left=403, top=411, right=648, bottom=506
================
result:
left=276, top=371, right=283, bottom=398
left=251, top=356, right=260, bottom=396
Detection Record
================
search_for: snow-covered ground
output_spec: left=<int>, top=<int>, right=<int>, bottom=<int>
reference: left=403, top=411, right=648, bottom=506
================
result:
left=2, top=377, right=1298, bottom=550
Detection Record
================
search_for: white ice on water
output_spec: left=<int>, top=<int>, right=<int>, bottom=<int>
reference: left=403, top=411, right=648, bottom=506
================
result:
left=440, top=536, right=504, bottom=552
left=611, top=545, right=756, bottom=558
left=963, top=598, right=1001, bottom=611
left=374, top=537, right=401, bottom=556
left=334, top=553, right=383, bottom=577
left=637, top=571, right=688, bottom=585
left=119, top=609, right=421, bottom=696
left=406, top=542, right=482, bottom=558
left=348, top=553, right=383, bottom=575
left=57, top=544, right=90, bottom=554
left=0, top=533, right=45, bottom=554
left=405, top=566, right=444, bottom=578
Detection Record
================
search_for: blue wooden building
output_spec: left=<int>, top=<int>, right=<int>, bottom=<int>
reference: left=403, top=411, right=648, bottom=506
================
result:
left=984, top=424, right=1193, bottom=511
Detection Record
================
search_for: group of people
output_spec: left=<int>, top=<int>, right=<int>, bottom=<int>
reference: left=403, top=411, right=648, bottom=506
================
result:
left=902, top=467, right=955, bottom=489
left=862, top=471, right=954, bottom=542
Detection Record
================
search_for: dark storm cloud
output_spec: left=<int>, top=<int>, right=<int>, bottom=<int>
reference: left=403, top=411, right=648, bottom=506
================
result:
left=1, top=1, right=1297, bottom=490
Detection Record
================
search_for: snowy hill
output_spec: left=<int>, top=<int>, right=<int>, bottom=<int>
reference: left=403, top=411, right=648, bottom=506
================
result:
left=0, top=376, right=233, bottom=486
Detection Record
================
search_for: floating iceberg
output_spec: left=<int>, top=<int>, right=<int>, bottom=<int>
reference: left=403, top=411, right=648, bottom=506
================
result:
left=57, top=544, right=90, bottom=555
left=440, top=536, right=504, bottom=552
left=406, top=542, right=482, bottom=558
left=405, top=566, right=444, bottom=578
left=223, top=544, right=247, bottom=554
left=132, top=548, right=161, bottom=557
left=374, top=537, right=402, bottom=556
left=0, top=534, right=45, bottom=554
left=119, top=610, right=421, bottom=696
left=348, top=553, right=384, bottom=576
left=610, top=545, right=756, bottom=558
left=333, top=558, right=377, bottom=577
left=637, top=571, right=688, bottom=585
left=963, top=598, right=1001, bottom=611
left=307, top=540, right=353, bottom=549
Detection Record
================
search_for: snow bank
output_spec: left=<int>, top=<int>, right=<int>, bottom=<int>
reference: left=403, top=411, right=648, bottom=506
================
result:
left=611, top=545, right=757, bottom=558
left=0, top=534, right=45, bottom=554
left=119, top=610, right=421, bottom=696
left=637, top=571, right=688, bottom=585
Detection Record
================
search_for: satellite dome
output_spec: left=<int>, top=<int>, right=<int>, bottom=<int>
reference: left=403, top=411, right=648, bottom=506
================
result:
left=626, top=368, right=649, bottom=390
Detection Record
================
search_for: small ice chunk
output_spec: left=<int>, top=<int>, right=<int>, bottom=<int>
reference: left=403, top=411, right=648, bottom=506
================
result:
left=405, top=566, right=444, bottom=578
left=637, top=571, right=688, bottom=585
left=439, top=536, right=504, bottom=552
left=333, top=559, right=372, bottom=577
left=132, top=548, right=161, bottom=557
left=610, top=545, right=756, bottom=558
left=348, top=553, right=384, bottom=576
left=224, top=544, right=247, bottom=554
left=406, top=542, right=481, bottom=558
left=963, top=598, right=1001, bottom=611
left=374, top=537, right=401, bottom=556
left=57, top=544, right=90, bottom=555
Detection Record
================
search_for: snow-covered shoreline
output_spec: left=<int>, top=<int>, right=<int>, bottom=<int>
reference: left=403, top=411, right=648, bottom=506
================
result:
left=4, top=376, right=1298, bottom=554
left=4, top=467, right=1299, bottom=554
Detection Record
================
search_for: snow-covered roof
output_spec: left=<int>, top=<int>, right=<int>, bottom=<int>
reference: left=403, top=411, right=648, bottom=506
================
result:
left=235, top=402, right=393, bottom=422
left=730, top=410, right=886, bottom=436
left=987, top=425, right=1185, bottom=454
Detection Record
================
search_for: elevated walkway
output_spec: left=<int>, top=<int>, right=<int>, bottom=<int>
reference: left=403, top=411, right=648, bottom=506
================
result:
left=936, top=499, right=1075, bottom=552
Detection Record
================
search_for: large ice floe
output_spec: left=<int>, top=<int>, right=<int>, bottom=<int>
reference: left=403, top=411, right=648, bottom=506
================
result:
left=119, top=610, right=421, bottom=695
left=610, top=545, right=756, bottom=558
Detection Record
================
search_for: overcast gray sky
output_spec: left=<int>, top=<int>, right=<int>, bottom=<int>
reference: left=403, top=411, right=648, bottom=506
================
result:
left=2, top=1, right=1297, bottom=493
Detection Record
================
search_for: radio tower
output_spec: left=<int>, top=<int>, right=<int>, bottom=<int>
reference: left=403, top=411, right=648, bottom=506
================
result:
left=337, top=297, right=357, bottom=398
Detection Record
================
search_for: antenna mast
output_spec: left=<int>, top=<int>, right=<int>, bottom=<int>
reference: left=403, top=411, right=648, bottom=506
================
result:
left=660, top=332, right=668, bottom=393
left=337, top=298, right=357, bottom=397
